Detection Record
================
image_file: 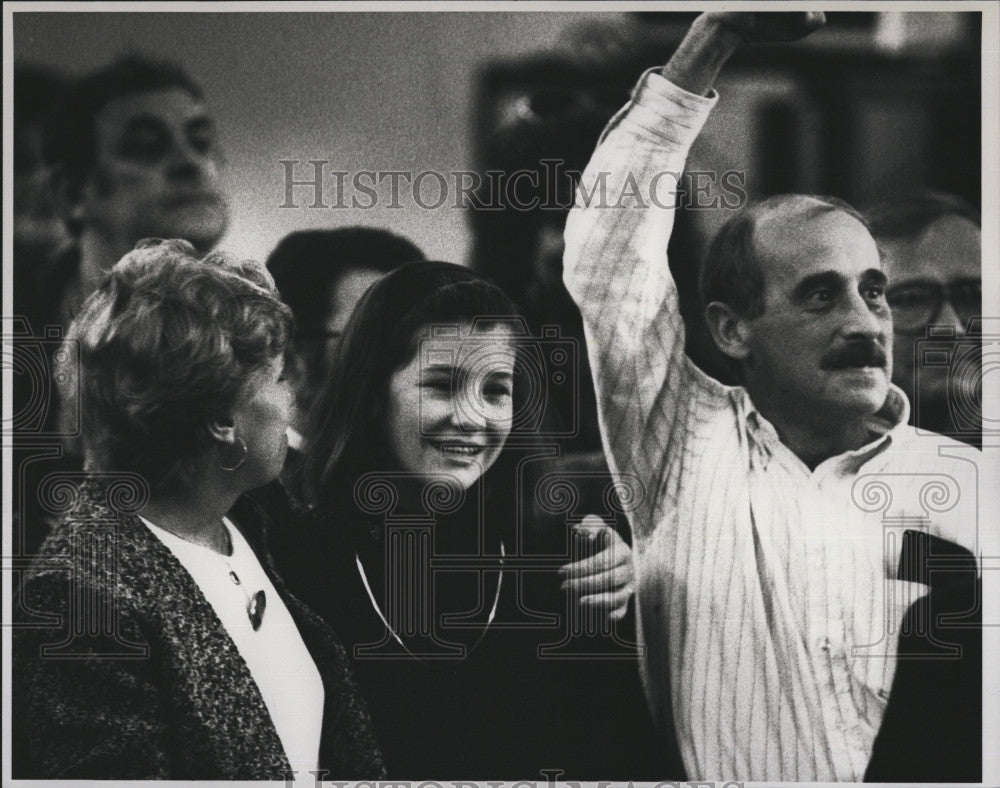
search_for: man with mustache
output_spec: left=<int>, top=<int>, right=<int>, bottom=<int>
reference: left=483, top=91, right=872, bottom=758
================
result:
left=564, top=11, right=982, bottom=782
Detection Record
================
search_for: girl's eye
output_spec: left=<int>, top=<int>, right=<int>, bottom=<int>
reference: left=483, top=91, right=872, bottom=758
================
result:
left=484, top=384, right=513, bottom=400
left=422, top=378, right=452, bottom=393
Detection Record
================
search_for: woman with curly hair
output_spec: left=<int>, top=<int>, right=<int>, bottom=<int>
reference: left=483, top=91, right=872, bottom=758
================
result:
left=13, top=239, right=384, bottom=780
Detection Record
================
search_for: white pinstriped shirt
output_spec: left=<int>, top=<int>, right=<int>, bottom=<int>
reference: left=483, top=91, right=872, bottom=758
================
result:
left=563, top=72, right=981, bottom=781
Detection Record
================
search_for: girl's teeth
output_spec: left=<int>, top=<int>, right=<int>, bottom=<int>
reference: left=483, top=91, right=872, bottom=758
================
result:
left=439, top=445, right=480, bottom=455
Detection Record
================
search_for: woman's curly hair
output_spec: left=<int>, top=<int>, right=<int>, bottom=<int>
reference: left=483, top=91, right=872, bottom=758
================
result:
left=62, top=238, right=293, bottom=493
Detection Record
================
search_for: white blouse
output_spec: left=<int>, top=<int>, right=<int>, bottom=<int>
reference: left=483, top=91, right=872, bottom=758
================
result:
left=141, top=515, right=324, bottom=780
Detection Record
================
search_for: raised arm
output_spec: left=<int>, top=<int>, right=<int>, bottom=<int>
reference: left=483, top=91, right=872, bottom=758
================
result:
left=563, top=13, right=824, bottom=535
left=663, top=13, right=825, bottom=95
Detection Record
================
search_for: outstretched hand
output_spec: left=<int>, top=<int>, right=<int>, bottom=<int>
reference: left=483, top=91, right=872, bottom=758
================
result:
left=559, top=515, right=634, bottom=622
left=662, top=11, right=826, bottom=97
left=706, top=11, right=827, bottom=44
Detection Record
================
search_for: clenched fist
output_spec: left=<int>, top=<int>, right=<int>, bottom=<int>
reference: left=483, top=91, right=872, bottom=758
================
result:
left=704, top=11, right=827, bottom=44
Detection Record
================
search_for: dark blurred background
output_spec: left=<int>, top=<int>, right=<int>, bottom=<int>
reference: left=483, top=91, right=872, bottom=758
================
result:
left=469, top=10, right=980, bottom=409
left=11, top=10, right=981, bottom=269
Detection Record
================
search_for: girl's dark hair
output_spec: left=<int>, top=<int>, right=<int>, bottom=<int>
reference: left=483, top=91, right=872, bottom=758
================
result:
left=300, top=261, right=522, bottom=517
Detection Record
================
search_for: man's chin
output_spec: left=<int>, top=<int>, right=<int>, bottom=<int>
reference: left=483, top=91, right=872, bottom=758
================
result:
left=155, top=208, right=229, bottom=253
left=827, top=369, right=890, bottom=414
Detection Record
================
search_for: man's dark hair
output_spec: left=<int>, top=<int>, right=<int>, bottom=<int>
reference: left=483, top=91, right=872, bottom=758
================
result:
left=866, top=191, right=981, bottom=243
left=698, top=193, right=870, bottom=318
left=44, top=55, right=202, bottom=185
left=266, top=227, right=425, bottom=334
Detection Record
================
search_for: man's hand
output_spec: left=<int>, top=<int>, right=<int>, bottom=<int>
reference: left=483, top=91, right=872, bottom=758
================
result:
left=662, top=11, right=826, bottom=96
left=705, top=12, right=827, bottom=44
left=559, top=515, right=634, bottom=622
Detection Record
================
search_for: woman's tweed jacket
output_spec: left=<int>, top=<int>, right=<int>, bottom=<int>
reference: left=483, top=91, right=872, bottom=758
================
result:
left=13, top=478, right=386, bottom=780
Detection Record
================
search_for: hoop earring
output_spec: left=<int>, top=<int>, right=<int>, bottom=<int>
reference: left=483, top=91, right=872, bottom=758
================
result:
left=220, top=437, right=248, bottom=471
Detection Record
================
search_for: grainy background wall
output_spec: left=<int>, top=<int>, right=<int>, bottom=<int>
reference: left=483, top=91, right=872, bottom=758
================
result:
left=13, top=11, right=618, bottom=264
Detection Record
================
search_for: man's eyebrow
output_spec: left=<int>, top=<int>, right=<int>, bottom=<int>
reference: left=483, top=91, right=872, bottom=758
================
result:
left=860, top=268, right=888, bottom=287
left=420, top=362, right=457, bottom=374
left=791, top=270, right=845, bottom=300
left=185, top=114, right=215, bottom=133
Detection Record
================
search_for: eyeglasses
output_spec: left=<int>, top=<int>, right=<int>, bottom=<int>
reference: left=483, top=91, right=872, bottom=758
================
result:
left=885, top=277, right=981, bottom=336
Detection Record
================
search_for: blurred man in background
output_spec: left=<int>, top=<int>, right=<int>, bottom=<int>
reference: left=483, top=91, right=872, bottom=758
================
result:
left=266, top=226, right=425, bottom=450
left=13, top=56, right=229, bottom=556
left=868, top=193, right=982, bottom=447
left=863, top=196, right=982, bottom=783
left=42, top=55, right=229, bottom=330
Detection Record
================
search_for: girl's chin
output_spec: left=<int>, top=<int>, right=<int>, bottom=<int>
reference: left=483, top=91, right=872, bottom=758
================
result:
left=418, top=458, right=493, bottom=489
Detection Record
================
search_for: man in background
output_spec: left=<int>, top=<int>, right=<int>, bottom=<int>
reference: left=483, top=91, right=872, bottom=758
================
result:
left=868, top=192, right=982, bottom=447
left=266, top=226, right=424, bottom=450
left=13, top=56, right=229, bottom=555
left=41, top=55, right=229, bottom=330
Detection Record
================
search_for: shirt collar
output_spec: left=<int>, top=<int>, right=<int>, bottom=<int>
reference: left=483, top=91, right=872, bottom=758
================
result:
left=286, top=426, right=305, bottom=452
left=740, top=384, right=910, bottom=475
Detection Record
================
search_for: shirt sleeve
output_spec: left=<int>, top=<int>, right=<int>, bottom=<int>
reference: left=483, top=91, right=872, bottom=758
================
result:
left=563, top=70, right=730, bottom=538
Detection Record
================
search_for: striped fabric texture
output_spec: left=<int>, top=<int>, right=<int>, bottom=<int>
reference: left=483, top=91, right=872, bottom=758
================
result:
left=563, top=72, right=981, bottom=782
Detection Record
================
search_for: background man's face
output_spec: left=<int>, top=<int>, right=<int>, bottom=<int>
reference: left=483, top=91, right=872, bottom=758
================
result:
left=879, top=215, right=981, bottom=433
left=744, top=208, right=893, bottom=423
left=80, top=87, right=229, bottom=255
left=15, top=119, right=70, bottom=265
left=292, top=267, right=386, bottom=429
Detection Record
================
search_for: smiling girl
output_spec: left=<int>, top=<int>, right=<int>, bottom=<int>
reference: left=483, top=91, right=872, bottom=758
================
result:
left=268, top=261, right=656, bottom=777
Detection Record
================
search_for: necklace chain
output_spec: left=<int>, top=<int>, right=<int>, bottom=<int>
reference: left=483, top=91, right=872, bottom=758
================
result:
left=355, top=541, right=505, bottom=663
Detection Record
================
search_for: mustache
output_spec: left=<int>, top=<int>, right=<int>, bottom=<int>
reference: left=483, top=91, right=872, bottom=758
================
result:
left=820, top=341, right=887, bottom=370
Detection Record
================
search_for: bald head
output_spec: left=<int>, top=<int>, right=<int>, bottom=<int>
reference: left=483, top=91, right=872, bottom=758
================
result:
left=700, top=193, right=873, bottom=319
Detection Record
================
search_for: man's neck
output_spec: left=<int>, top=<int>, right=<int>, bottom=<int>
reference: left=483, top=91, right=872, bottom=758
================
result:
left=748, top=385, right=881, bottom=471
left=78, top=231, right=132, bottom=295
left=766, top=412, right=874, bottom=471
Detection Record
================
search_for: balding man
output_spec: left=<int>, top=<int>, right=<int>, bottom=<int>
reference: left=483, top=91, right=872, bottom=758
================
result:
left=565, top=12, right=981, bottom=781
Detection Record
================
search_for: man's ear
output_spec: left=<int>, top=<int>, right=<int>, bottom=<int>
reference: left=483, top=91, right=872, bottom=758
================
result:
left=207, top=415, right=237, bottom=446
left=50, top=166, right=88, bottom=230
left=705, top=301, right=752, bottom=361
